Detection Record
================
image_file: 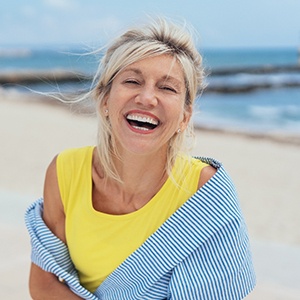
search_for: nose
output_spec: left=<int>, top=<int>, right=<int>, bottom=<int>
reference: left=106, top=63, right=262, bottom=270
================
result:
left=135, top=84, right=158, bottom=107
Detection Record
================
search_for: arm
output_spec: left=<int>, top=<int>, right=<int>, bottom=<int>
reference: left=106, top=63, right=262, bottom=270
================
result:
left=29, top=156, right=83, bottom=300
left=29, top=263, right=83, bottom=300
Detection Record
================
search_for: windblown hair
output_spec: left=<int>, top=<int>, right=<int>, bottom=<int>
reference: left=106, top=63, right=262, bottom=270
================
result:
left=91, top=18, right=204, bottom=182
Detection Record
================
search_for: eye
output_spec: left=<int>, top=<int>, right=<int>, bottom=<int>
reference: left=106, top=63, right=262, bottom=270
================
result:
left=124, top=79, right=140, bottom=85
left=161, top=86, right=177, bottom=93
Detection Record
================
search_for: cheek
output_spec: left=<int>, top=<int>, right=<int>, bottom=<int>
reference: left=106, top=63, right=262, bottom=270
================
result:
left=164, top=110, right=184, bottom=134
left=172, top=105, right=186, bottom=123
left=105, top=93, right=119, bottom=115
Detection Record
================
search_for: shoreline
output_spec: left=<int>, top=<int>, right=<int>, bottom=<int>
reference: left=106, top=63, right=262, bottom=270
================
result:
left=195, top=125, right=300, bottom=146
left=2, top=87, right=300, bottom=146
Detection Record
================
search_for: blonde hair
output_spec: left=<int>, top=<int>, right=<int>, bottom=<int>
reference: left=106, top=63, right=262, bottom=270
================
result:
left=91, top=18, right=204, bottom=182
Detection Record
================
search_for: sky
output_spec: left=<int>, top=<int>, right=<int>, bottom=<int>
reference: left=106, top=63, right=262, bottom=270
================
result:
left=1, top=0, right=300, bottom=49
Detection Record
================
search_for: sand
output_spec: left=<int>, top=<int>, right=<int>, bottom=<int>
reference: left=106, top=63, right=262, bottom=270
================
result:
left=0, top=88, right=299, bottom=299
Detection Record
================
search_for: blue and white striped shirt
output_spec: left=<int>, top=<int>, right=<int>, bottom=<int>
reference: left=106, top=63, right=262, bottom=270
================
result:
left=25, top=158, right=256, bottom=299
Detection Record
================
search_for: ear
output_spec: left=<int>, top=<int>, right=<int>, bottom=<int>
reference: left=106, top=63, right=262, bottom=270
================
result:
left=180, top=105, right=192, bottom=132
left=100, top=93, right=109, bottom=112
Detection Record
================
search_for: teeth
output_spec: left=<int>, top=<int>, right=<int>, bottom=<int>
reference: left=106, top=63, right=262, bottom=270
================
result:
left=132, top=125, right=150, bottom=131
left=126, top=114, right=158, bottom=125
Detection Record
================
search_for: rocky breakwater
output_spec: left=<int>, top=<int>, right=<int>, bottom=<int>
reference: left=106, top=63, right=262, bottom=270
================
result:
left=0, top=69, right=91, bottom=85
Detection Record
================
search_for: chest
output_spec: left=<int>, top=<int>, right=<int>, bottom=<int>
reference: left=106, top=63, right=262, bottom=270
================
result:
left=65, top=182, right=191, bottom=291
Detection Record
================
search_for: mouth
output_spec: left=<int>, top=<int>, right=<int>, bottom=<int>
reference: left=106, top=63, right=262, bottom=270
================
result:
left=125, top=113, right=160, bottom=131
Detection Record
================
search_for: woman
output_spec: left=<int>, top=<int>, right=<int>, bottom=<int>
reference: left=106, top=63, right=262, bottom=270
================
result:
left=26, top=18, right=256, bottom=299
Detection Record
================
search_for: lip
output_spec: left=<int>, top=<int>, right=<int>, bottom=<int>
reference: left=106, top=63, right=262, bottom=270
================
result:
left=124, top=110, right=160, bottom=134
left=125, top=110, right=160, bottom=121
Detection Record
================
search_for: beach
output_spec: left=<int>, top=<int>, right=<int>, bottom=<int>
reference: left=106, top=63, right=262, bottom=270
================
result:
left=1, top=89, right=300, bottom=299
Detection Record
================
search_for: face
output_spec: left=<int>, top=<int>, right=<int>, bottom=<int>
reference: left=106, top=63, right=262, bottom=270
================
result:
left=103, top=54, right=191, bottom=157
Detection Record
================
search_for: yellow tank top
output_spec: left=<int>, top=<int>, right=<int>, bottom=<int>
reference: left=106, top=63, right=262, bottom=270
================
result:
left=57, top=146, right=208, bottom=292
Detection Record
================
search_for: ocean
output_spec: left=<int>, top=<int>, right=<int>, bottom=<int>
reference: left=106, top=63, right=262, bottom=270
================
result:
left=1, top=47, right=300, bottom=137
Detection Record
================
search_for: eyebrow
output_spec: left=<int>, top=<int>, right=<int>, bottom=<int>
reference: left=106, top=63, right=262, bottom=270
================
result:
left=121, top=68, right=142, bottom=75
left=161, top=75, right=184, bottom=90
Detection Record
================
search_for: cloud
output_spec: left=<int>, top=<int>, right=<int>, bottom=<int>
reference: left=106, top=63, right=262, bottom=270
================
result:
left=43, top=0, right=77, bottom=10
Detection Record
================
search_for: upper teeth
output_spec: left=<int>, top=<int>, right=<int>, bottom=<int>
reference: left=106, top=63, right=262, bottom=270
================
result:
left=126, top=114, right=159, bottom=125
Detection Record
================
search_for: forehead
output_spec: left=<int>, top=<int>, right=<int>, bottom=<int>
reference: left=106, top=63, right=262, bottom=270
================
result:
left=119, top=54, right=185, bottom=82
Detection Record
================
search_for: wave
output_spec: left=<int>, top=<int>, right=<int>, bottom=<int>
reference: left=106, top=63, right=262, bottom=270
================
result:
left=0, top=48, right=32, bottom=58
left=205, top=72, right=300, bottom=93
left=249, top=105, right=300, bottom=121
left=209, top=64, right=300, bottom=76
left=193, top=110, right=300, bottom=137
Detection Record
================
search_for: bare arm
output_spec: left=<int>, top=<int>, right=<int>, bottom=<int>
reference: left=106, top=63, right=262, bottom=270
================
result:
left=198, top=165, right=217, bottom=189
left=29, top=156, right=83, bottom=299
left=29, top=263, right=83, bottom=300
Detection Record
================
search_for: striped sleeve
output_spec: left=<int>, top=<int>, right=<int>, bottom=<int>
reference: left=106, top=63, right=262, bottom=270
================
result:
left=168, top=216, right=255, bottom=299
left=25, top=198, right=99, bottom=300
left=168, top=161, right=256, bottom=299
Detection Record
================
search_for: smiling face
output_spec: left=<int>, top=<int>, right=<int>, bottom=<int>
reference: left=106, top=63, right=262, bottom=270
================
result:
left=103, top=54, right=191, bottom=157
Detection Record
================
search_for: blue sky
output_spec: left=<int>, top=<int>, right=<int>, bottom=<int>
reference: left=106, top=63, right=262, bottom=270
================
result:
left=1, top=0, right=300, bottom=49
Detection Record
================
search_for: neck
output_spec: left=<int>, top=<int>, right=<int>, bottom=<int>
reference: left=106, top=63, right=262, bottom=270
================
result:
left=93, top=145, right=170, bottom=214
left=111, top=149, right=168, bottom=196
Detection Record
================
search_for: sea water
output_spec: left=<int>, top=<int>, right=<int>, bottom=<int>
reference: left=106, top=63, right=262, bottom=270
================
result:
left=1, top=47, right=300, bottom=136
left=196, top=88, right=300, bottom=135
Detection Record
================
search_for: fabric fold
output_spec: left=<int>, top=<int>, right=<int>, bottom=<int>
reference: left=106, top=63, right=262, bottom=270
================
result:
left=25, top=199, right=98, bottom=300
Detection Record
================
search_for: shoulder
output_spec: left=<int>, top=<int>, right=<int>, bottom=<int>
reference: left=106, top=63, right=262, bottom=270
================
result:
left=56, top=146, right=94, bottom=175
left=178, top=156, right=218, bottom=190
left=198, top=164, right=217, bottom=189
left=57, top=146, right=94, bottom=162
left=189, top=157, right=219, bottom=190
